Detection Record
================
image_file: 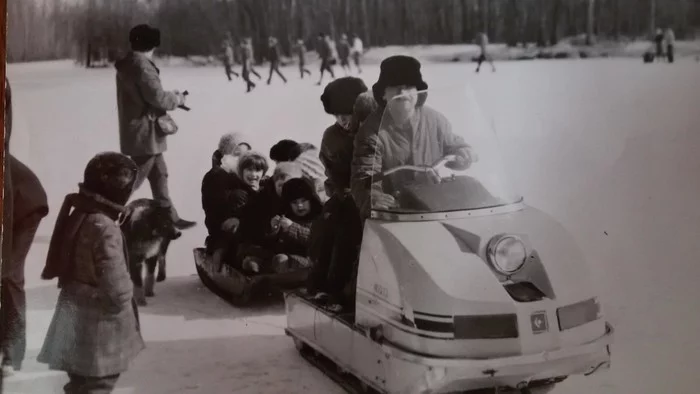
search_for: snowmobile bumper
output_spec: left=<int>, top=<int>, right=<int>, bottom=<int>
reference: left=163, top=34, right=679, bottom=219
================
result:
left=395, top=322, right=614, bottom=394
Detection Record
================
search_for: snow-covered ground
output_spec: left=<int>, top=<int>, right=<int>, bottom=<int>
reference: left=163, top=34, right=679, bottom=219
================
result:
left=4, top=57, right=700, bottom=393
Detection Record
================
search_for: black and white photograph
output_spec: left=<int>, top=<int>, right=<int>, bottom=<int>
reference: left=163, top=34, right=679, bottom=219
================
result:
left=1, top=0, right=700, bottom=393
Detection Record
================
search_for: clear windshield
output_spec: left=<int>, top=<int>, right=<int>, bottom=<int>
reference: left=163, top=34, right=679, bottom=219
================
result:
left=369, top=86, right=522, bottom=215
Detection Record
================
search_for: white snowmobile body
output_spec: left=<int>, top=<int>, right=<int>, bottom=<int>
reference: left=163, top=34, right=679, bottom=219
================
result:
left=285, top=87, right=613, bottom=393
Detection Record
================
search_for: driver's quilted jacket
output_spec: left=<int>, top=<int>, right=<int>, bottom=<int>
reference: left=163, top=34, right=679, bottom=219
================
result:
left=350, top=106, right=471, bottom=217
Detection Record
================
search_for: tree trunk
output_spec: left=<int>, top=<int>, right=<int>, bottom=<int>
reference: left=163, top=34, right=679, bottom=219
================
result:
left=586, top=0, right=595, bottom=44
left=650, top=0, right=656, bottom=37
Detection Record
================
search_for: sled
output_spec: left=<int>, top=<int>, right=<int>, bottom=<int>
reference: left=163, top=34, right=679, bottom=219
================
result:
left=193, top=247, right=310, bottom=306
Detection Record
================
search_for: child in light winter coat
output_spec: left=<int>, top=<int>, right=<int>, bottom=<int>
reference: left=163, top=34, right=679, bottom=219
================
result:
left=37, top=152, right=144, bottom=393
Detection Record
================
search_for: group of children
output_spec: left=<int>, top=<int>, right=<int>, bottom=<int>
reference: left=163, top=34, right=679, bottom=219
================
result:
left=201, top=137, right=323, bottom=274
left=221, top=33, right=365, bottom=92
left=200, top=76, right=377, bottom=310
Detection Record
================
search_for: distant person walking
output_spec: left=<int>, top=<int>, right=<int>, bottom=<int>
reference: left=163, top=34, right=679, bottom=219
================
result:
left=664, top=28, right=676, bottom=63
left=240, top=38, right=258, bottom=93
left=221, top=39, right=240, bottom=81
left=115, top=24, right=196, bottom=230
left=242, top=38, right=263, bottom=80
left=266, top=36, right=288, bottom=85
left=350, top=33, right=364, bottom=74
left=337, top=34, right=352, bottom=75
left=294, top=39, right=312, bottom=79
left=654, top=28, right=665, bottom=61
left=475, top=32, right=496, bottom=73
left=316, top=33, right=336, bottom=86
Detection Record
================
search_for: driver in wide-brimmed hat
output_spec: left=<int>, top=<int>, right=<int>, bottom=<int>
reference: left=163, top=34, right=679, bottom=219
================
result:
left=350, top=55, right=477, bottom=216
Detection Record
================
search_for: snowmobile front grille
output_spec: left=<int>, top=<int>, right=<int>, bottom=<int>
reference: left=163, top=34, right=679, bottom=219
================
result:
left=557, top=298, right=601, bottom=331
left=453, top=314, right=519, bottom=339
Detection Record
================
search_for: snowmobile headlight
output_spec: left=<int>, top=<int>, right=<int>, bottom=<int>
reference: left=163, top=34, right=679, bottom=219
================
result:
left=487, top=235, right=527, bottom=275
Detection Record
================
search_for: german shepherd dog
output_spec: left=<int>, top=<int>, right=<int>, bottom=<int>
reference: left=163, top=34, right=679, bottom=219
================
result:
left=121, top=199, right=182, bottom=306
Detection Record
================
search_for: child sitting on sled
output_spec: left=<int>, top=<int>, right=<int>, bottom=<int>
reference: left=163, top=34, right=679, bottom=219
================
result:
left=202, top=144, right=268, bottom=268
left=235, top=162, right=303, bottom=264
left=240, top=178, right=322, bottom=274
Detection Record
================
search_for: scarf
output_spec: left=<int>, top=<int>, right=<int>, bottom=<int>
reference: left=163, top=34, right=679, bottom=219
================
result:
left=41, top=184, right=126, bottom=287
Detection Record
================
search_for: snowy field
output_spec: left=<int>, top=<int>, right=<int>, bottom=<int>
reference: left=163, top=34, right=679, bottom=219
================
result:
left=4, top=57, right=700, bottom=393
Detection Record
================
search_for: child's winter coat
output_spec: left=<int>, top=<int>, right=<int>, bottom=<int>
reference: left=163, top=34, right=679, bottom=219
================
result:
left=272, top=178, right=323, bottom=257
left=201, top=150, right=247, bottom=247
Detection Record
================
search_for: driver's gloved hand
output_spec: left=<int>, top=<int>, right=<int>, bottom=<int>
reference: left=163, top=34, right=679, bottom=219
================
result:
left=448, top=148, right=478, bottom=171
left=371, top=190, right=396, bottom=209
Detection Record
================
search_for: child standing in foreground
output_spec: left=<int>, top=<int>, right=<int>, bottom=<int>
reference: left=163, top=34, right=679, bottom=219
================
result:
left=37, top=152, right=145, bottom=393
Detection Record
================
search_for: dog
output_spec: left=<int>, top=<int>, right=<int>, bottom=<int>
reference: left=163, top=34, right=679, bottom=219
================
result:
left=120, top=199, right=182, bottom=306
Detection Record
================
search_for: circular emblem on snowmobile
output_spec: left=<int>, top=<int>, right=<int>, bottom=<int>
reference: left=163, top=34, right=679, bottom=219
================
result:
left=531, top=311, right=549, bottom=334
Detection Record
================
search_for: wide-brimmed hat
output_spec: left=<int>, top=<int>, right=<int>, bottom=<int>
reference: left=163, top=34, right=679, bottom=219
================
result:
left=321, top=77, right=368, bottom=115
left=372, top=55, right=428, bottom=105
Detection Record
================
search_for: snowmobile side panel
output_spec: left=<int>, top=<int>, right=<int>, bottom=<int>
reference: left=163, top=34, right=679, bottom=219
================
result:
left=285, top=293, right=389, bottom=392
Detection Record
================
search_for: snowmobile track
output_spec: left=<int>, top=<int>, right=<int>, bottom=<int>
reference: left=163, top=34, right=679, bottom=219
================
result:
left=296, top=343, right=381, bottom=394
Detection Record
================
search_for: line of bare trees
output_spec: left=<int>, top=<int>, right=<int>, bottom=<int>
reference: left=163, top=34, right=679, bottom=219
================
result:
left=7, top=0, right=700, bottom=64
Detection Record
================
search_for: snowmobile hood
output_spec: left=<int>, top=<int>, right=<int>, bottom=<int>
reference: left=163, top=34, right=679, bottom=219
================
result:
left=436, top=205, right=595, bottom=304
left=364, top=204, right=595, bottom=315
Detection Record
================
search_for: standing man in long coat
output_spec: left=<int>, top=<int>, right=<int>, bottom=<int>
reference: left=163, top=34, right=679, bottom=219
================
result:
left=1, top=78, right=50, bottom=377
left=114, top=24, right=196, bottom=230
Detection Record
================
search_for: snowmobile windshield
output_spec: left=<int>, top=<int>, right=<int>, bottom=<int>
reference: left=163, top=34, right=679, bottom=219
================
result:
left=368, top=87, right=522, bottom=217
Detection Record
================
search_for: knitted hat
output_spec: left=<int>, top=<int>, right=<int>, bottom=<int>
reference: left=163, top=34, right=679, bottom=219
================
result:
left=272, top=162, right=303, bottom=180
left=372, top=55, right=428, bottom=106
left=83, top=152, right=139, bottom=206
left=321, top=77, right=368, bottom=115
left=129, top=24, right=161, bottom=52
left=294, top=148, right=326, bottom=182
left=270, top=139, right=302, bottom=162
left=218, top=132, right=250, bottom=156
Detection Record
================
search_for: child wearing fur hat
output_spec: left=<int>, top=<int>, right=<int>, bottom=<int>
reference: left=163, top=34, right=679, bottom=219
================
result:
left=306, top=78, right=374, bottom=311
left=267, top=178, right=323, bottom=273
left=37, top=152, right=144, bottom=392
left=319, top=77, right=373, bottom=196
left=238, top=177, right=322, bottom=274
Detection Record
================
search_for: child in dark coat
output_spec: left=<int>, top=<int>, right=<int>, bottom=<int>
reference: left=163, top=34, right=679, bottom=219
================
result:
left=237, top=162, right=303, bottom=251
left=201, top=133, right=252, bottom=252
left=202, top=147, right=268, bottom=268
left=269, top=178, right=323, bottom=272
left=307, top=80, right=378, bottom=312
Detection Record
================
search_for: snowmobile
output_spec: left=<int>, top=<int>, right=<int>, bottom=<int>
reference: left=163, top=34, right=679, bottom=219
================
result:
left=194, top=247, right=310, bottom=306
left=283, top=87, right=613, bottom=393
